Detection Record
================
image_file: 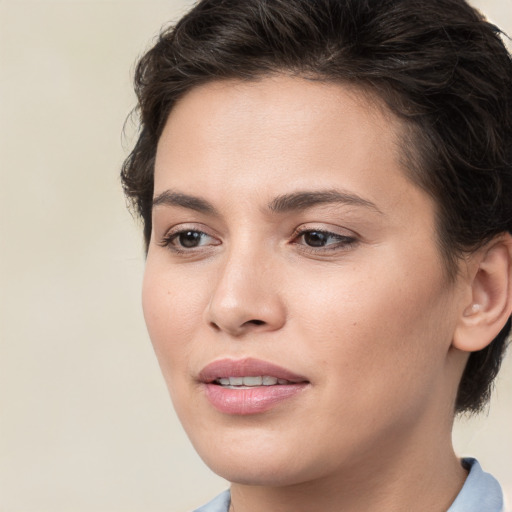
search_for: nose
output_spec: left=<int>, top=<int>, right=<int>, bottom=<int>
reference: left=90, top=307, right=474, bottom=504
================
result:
left=204, top=247, right=286, bottom=337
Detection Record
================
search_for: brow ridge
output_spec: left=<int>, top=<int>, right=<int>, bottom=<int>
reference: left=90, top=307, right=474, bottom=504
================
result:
left=267, top=189, right=382, bottom=214
left=152, top=190, right=218, bottom=215
left=152, top=188, right=381, bottom=216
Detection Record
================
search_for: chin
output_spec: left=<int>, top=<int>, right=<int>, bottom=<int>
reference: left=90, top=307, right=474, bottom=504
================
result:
left=214, top=465, right=291, bottom=486
left=188, top=427, right=335, bottom=487
left=194, top=436, right=292, bottom=482
left=205, top=456, right=312, bottom=487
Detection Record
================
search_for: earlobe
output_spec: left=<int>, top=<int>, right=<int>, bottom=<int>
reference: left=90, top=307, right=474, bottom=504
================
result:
left=453, top=234, right=512, bottom=353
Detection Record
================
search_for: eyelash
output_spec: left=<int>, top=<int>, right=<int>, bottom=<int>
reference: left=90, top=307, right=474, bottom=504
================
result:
left=159, top=228, right=357, bottom=255
left=159, top=229, right=218, bottom=254
left=290, top=228, right=357, bottom=254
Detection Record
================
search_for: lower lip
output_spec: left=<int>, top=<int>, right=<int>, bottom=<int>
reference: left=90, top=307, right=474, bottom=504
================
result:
left=204, top=383, right=308, bottom=415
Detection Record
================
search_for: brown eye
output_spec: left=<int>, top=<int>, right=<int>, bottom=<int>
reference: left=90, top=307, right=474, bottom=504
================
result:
left=178, top=231, right=204, bottom=248
left=294, top=229, right=357, bottom=252
left=303, top=231, right=330, bottom=247
left=160, top=229, right=219, bottom=252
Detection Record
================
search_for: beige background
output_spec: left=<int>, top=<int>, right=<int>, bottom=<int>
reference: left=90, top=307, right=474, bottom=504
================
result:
left=0, top=1, right=511, bottom=511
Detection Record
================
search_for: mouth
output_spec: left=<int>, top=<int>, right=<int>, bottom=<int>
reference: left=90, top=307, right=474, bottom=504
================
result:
left=198, top=358, right=310, bottom=415
left=214, top=375, right=294, bottom=388
left=199, top=357, right=309, bottom=385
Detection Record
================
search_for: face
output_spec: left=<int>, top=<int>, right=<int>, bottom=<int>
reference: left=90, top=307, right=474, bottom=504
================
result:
left=143, top=76, right=467, bottom=486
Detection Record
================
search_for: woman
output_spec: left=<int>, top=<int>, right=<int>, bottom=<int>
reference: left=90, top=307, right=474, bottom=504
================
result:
left=121, top=0, right=512, bottom=510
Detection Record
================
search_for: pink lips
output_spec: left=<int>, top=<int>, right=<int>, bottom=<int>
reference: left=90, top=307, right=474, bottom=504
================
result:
left=199, top=358, right=309, bottom=415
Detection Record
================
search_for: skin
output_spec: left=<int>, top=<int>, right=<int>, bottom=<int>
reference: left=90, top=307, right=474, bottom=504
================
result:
left=143, top=76, right=474, bottom=511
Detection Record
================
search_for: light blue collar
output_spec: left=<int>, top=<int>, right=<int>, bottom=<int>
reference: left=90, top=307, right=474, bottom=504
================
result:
left=448, top=458, right=505, bottom=512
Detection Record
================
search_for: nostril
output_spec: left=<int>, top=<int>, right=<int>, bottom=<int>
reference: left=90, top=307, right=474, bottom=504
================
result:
left=247, top=319, right=265, bottom=326
left=208, top=318, right=266, bottom=335
left=209, top=321, right=221, bottom=331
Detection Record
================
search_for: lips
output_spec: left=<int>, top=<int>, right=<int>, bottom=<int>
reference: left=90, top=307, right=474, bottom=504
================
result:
left=198, top=358, right=309, bottom=415
left=199, top=357, right=308, bottom=383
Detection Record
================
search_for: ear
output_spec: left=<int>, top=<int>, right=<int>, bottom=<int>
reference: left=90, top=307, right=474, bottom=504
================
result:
left=452, top=233, right=512, bottom=353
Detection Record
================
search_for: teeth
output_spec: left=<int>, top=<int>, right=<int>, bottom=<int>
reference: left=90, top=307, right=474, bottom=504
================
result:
left=216, top=376, right=288, bottom=387
left=242, top=376, right=262, bottom=386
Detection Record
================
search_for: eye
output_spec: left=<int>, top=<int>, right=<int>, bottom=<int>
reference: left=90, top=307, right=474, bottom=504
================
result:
left=176, top=230, right=209, bottom=248
left=160, top=229, right=220, bottom=252
left=302, top=231, right=335, bottom=247
left=292, top=229, right=356, bottom=251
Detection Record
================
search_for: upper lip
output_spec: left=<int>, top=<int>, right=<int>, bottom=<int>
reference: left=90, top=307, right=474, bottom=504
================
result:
left=198, top=357, right=309, bottom=383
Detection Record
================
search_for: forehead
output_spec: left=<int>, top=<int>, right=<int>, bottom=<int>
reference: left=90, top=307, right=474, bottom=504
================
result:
left=154, top=76, right=416, bottom=215
left=158, top=76, right=403, bottom=156
left=152, top=74, right=447, bottom=276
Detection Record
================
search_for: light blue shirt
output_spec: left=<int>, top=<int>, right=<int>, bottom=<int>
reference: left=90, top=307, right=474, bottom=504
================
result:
left=193, top=459, right=507, bottom=512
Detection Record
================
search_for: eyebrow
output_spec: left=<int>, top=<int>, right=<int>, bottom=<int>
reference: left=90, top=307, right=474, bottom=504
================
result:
left=152, top=188, right=382, bottom=215
left=152, top=190, right=219, bottom=215
left=267, top=189, right=382, bottom=214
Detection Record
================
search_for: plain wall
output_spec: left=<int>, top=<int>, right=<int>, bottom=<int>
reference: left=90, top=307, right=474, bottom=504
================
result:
left=0, top=1, right=511, bottom=510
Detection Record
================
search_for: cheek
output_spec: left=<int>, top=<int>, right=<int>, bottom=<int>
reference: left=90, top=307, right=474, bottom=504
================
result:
left=300, top=257, right=455, bottom=393
left=141, top=262, right=207, bottom=378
